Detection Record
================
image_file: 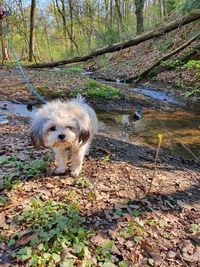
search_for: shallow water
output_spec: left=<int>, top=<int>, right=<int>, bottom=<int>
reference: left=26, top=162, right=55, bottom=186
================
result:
left=131, top=87, right=182, bottom=104
left=98, top=108, right=200, bottom=159
left=1, top=101, right=200, bottom=160
left=0, top=102, right=36, bottom=117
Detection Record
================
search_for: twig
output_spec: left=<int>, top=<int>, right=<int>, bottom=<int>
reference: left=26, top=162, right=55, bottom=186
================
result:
left=146, top=134, right=163, bottom=195
left=96, top=146, right=111, bottom=155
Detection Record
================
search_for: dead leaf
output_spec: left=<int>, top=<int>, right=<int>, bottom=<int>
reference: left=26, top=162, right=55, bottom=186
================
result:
left=0, top=212, right=6, bottom=228
left=16, top=233, right=38, bottom=246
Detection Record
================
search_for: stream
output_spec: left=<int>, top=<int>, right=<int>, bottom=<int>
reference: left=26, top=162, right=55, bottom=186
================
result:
left=0, top=86, right=200, bottom=160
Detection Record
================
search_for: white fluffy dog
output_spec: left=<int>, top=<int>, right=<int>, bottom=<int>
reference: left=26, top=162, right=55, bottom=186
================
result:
left=30, top=95, right=98, bottom=176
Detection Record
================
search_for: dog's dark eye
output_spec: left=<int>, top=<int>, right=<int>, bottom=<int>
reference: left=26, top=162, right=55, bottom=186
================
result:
left=50, top=126, right=56, bottom=131
left=66, top=126, right=72, bottom=130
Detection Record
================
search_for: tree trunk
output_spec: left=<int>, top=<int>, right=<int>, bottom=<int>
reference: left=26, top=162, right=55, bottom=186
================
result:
left=134, top=0, right=145, bottom=34
left=68, top=0, right=74, bottom=53
left=55, top=0, right=67, bottom=41
left=159, top=0, right=164, bottom=18
left=104, top=0, right=109, bottom=27
left=0, top=20, right=9, bottom=62
left=29, top=10, right=200, bottom=68
left=56, top=0, right=79, bottom=54
left=29, top=0, right=36, bottom=62
left=115, top=0, right=124, bottom=32
left=110, top=0, right=113, bottom=28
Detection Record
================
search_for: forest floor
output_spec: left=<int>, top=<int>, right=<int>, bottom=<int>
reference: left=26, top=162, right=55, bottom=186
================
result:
left=0, top=21, right=200, bottom=267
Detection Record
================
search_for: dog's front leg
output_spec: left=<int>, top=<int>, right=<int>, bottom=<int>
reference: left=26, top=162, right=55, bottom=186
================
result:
left=53, top=147, right=68, bottom=174
left=71, top=143, right=89, bottom=177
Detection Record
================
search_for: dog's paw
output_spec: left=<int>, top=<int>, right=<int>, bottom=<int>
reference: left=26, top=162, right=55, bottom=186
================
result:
left=55, top=167, right=66, bottom=174
left=71, top=168, right=81, bottom=177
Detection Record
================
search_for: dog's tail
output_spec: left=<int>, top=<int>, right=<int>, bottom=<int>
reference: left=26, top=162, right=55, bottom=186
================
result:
left=76, top=93, right=85, bottom=103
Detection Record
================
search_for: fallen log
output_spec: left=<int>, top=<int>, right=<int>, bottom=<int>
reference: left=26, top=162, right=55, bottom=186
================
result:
left=126, top=33, right=200, bottom=83
left=29, top=10, right=200, bottom=68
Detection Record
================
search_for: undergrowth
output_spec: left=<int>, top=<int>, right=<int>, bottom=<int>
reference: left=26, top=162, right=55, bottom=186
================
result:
left=71, top=79, right=122, bottom=99
left=7, top=198, right=129, bottom=267
left=0, top=155, right=51, bottom=190
left=62, top=66, right=84, bottom=74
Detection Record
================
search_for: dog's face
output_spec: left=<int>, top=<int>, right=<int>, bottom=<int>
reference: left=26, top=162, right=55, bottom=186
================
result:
left=30, top=101, right=92, bottom=149
left=42, top=117, right=78, bottom=148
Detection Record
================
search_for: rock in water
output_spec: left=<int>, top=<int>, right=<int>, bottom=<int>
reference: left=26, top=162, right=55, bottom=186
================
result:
left=133, top=105, right=143, bottom=120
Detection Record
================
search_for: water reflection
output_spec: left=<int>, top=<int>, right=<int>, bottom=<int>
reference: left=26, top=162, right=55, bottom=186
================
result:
left=98, top=108, right=200, bottom=159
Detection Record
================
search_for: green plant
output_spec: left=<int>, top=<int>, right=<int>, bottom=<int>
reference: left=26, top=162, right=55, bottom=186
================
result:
left=183, top=0, right=200, bottom=13
left=70, top=80, right=122, bottom=99
left=11, top=198, right=95, bottom=267
left=163, top=232, right=171, bottom=240
left=66, top=189, right=79, bottom=203
left=87, top=190, right=97, bottom=200
left=25, top=158, right=50, bottom=177
left=119, top=220, right=144, bottom=239
left=95, top=241, right=116, bottom=263
left=115, top=209, right=124, bottom=216
left=1, top=157, right=24, bottom=189
left=176, top=82, right=185, bottom=88
left=87, top=80, right=100, bottom=89
left=37, top=85, right=49, bottom=94
left=74, top=177, right=91, bottom=188
left=161, top=59, right=183, bottom=69
left=157, top=39, right=174, bottom=53
left=96, top=28, right=120, bottom=46
left=184, top=60, right=200, bottom=70
left=0, top=156, right=10, bottom=166
left=1, top=156, right=50, bottom=190
left=62, top=66, right=83, bottom=74
left=182, top=89, right=200, bottom=97
left=131, top=209, right=142, bottom=217
left=95, top=241, right=129, bottom=266
left=69, top=87, right=84, bottom=98
left=3, top=175, right=21, bottom=190
left=102, top=155, right=111, bottom=161
left=87, top=80, right=121, bottom=99
left=190, top=224, right=200, bottom=233
left=49, top=89, right=66, bottom=98
left=8, top=198, right=130, bottom=266
left=0, top=195, right=7, bottom=205
left=119, top=261, right=129, bottom=267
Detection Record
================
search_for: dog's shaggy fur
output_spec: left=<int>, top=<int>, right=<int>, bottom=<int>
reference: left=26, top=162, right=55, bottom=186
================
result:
left=30, top=96, right=98, bottom=176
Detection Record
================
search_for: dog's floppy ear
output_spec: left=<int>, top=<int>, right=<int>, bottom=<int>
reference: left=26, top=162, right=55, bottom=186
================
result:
left=76, top=117, right=90, bottom=145
left=79, top=128, right=90, bottom=144
left=30, top=118, right=47, bottom=147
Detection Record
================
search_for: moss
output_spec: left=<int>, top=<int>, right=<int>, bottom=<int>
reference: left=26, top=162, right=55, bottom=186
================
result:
left=62, top=66, right=83, bottom=74
left=70, top=79, right=122, bottom=99
left=184, top=60, right=200, bottom=71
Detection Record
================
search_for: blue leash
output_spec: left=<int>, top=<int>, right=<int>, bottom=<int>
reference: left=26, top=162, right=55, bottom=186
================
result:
left=3, top=21, right=47, bottom=104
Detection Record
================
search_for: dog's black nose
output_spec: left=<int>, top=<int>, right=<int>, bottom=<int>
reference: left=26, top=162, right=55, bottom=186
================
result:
left=58, top=134, right=65, bottom=140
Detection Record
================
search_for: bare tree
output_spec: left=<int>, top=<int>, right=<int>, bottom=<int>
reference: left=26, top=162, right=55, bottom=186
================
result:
left=29, top=0, right=36, bottom=62
left=0, top=3, right=9, bottom=62
left=0, top=20, right=9, bottom=62
left=55, top=0, right=79, bottom=54
left=134, top=0, right=145, bottom=34
left=115, top=0, right=124, bottom=32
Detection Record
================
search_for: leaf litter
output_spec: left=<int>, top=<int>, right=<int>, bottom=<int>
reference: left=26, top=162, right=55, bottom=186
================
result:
left=0, top=110, right=199, bottom=266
